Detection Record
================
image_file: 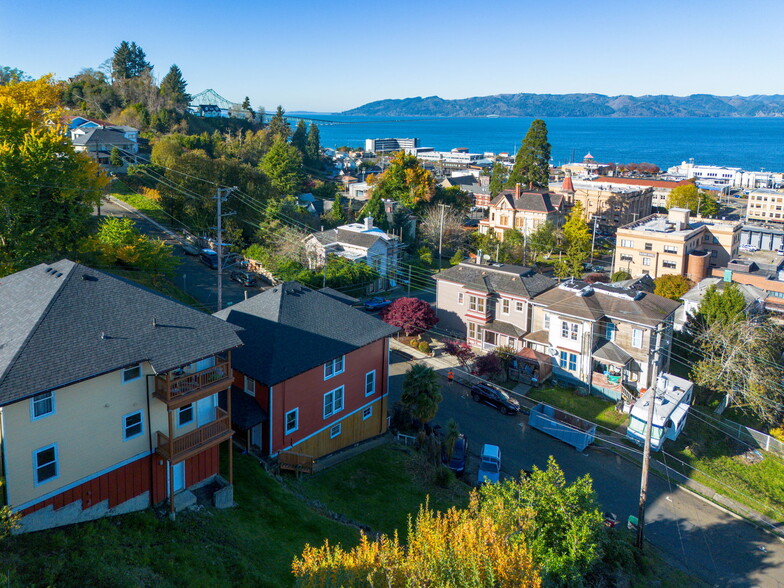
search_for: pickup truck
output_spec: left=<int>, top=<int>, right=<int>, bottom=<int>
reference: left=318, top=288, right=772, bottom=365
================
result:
left=363, top=297, right=392, bottom=311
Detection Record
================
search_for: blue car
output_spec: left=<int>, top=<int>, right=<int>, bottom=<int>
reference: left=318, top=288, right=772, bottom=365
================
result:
left=364, top=297, right=392, bottom=311
left=443, top=434, right=468, bottom=475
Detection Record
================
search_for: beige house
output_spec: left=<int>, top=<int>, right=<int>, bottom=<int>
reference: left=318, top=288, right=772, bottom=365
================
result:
left=526, top=280, right=680, bottom=401
left=559, top=175, right=653, bottom=231
left=0, top=260, right=243, bottom=532
left=613, top=208, right=741, bottom=280
left=433, top=260, right=556, bottom=351
left=746, top=188, right=784, bottom=224
left=478, top=184, right=566, bottom=241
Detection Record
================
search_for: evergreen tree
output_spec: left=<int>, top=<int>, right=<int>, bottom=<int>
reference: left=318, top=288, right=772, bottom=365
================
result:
left=241, top=96, right=254, bottom=119
left=506, top=119, right=551, bottom=190
left=267, top=105, right=291, bottom=141
left=555, top=200, right=590, bottom=278
left=259, top=136, right=303, bottom=197
left=160, top=64, right=190, bottom=109
left=489, top=161, right=508, bottom=197
left=696, top=283, right=746, bottom=326
left=305, top=123, right=321, bottom=166
left=325, top=192, right=347, bottom=225
left=112, top=41, right=151, bottom=80
left=291, top=119, right=308, bottom=155
left=358, top=190, right=388, bottom=230
left=109, top=146, right=123, bottom=167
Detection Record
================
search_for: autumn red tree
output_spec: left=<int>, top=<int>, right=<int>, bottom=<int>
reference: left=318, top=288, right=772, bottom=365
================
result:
left=443, top=339, right=475, bottom=368
left=474, top=351, right=503, bottom=377
left=381, top=297, right=439, bottom=336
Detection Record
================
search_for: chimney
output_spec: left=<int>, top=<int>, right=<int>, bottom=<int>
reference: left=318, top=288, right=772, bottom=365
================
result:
left=515, top=183, right=521, bottom=198
left=364, top=216, right=373, bottom=230
left=476, top=249, right=483, bottom=265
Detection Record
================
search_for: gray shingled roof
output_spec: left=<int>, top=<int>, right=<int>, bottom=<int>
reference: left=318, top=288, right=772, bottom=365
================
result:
left=0, top=260, right=243, bottom=406
left=310, top=228, right=386, bottom=249
left=532, top=280, right=680, bottom=327
left=435, top=262, right=555, bottom=299
left=214, top=282, right=398, bottom=386
left=71, top=127, right=135, bottom=146
left=492, top=189, right=564, bottom=213
left=592, top=339, right=633, bottom=365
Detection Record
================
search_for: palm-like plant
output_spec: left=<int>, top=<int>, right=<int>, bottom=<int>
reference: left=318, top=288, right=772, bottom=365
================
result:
left=401, top=364, right=443, bottom=426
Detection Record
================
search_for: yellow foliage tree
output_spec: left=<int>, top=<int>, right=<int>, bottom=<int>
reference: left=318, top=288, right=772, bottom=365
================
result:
left=0, top=75, right=107, bottom=272
left=292, top=495, right=541, bottom=587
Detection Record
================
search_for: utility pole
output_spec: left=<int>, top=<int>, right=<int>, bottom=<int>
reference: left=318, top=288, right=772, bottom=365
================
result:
left=590, top=215, right=602, bottom=266
left=438, top=203, right=447, bottom=270
left=215, top=186, right=238, bottom=312
left=636, top=387, right=656, bottom=550
left=407, top=265, right=411, bottom=296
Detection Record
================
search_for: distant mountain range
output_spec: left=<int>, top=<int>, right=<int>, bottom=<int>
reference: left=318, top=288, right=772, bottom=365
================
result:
left=342, top=93, right=784, bottom=118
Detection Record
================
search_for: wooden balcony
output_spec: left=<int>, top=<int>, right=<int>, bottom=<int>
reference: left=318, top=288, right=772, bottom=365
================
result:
left=154, top=359, right=233, bottom=408
left=156, top=407, right=233, bottom=463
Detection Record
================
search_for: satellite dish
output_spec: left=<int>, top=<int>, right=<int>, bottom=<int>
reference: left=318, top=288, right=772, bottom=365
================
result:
left=547, top=346, right=559, bottom=357
left=482, top=254, right=491, bottom=261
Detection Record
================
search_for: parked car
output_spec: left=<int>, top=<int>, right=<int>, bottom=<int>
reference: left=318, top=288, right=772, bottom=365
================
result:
left=476, top=444, right=501, bottom=485
left=740, top=244, right=759, bottom=253
left=230, top=270, right=258, bottom=287
left=442, top=434, right=468, bottom=475
left=363, top=297, right=392, bottom=311
left=776, top=248, right=784, bottom=256
left=181, top=242, right=200, bottom=256
left=199, top=249, right=219, bottom=269
left=592, top=265, right=605, bottom=272
left=470, top=383, right=520, bottom=415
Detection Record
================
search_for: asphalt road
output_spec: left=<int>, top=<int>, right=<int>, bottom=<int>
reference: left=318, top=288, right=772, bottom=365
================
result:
left=389, top=354, right=784, bottom=587
left=98, top=197, right=267, bottom=312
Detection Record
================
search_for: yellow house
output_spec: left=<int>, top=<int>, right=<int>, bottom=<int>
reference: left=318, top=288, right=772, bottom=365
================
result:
left=0, top=260, right=243, bottom=532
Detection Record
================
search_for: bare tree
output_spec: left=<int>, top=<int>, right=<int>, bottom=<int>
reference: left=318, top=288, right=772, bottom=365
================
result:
left=419, top=205, right=467, bottom=255
left=692, top=318, right=784, bottom=423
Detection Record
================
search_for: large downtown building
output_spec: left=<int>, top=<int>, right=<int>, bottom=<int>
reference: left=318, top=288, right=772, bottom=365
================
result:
left=479, top=184, right=567, bottom=240
left=560, top=175, right=653, bottom=231
left=613, top=208, right=741, bottom=280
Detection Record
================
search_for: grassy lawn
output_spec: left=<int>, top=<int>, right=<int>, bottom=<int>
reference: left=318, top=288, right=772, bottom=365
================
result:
left=288, top=443, right=471, bottom=537
left=108, top=179, right=183, bottom=230
left=0, top=452, right=359, bottom=587
left=527, top=385, right=628, bottom=431
left=659, top=414, right=784, bottom=523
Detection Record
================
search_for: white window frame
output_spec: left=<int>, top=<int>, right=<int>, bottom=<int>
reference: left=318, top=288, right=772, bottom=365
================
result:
left=323, top=386, right=345, bottom=419
left=365, top=370, right=376, bottom=396
left=285, top=408, right=299, bottom=434
left=544, top=313, right=550, bottom=329
left=469, top=296, right=485, bottom=313
left=33, top=444, right=58, bottom=486
left=30, top=391, right=55, bottom=421
left=178, top=403, right=194, bottom=428
left=642, top=257, right=651, bottom=266
left=123, top=410, right=144, bottom=441
left=244, top=376, right=255, bottom=396
left=632, top=328, right=644, bottom=349
left=605, top=322, right=616, bottom=341
left=501, top=299, right=510, bottom=314
left=663, top=245, right=678, bottom=254
left=330, top=423, right=342, bottom=438
left=561, top=320, right=569, bottom=338
left=324, top=355, right=345, bottom=380
left=457, top=292, right=464, bottom=304
left=468, top=322, right=479, bottom=340
left=620, top=239, right=634, bottom=248
left=363, top=406, right=373, bottom=420
left=122, top=364, right=142, bottom=384
left=515, top=300, right=524, bottom=312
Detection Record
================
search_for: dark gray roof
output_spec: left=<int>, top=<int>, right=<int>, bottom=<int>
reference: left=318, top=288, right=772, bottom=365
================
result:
left=214, top=282, right=398, bottom=386
left=220, top=387, right=267, bottom=430
left=435, top=261, right=556, bottom=299
left=492, top=189, right=564, bottom=213
left=532, top=280, right=680, bottom=327
left=483, top=320, right=526, bottom=338
left=310, top=228, right=387, bottom=249
left=0, top=260, right=243, bottom=406
left=592, top=339, right=633, bottom=365
left=72, top=127, right=135, bottom=146
left=318, top=287, right=359, bottom=306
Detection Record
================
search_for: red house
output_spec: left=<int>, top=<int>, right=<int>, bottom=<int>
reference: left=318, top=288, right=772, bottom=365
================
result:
left=214, top=282, right=397, bottom=460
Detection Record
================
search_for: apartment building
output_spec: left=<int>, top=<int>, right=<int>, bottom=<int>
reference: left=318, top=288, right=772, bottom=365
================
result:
left=478, top=184, right=566, bottom=241
left=433, top=260, right=556, bottom=351
left=585, top=176, right=692, bottom=209
left=613, top=209, right=741, bottom=280
left=526, top=280, right=679, bottom=400
left=365, top=138, right=420, bottom=153
left=711, top=259, right=784, bottom=313
left=560, top=175, right=653, bottom=231
left=746, top=188, right=784, bottom=224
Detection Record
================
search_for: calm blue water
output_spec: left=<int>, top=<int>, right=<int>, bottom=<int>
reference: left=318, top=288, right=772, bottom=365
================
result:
left=302, top=115, right=784, bottom=172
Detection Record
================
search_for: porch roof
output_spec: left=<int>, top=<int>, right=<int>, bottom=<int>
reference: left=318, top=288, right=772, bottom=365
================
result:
left=523, top=329, right=549, bottom=344
left=220, top=387, right=267, bottom=430
left=592, top=339, right=633, bottom=366
left=483, top=319, right=526, bottom=338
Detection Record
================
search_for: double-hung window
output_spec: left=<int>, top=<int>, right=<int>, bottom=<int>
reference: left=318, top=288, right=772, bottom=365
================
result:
left=178, top=403, right=194, bottom=427
left=469, top=296, right=485, bottom=313
left=663, top=245, right=678, bottom=254
left=31, top=391, right=55, bottom=420
left=123, top=411, right=144, bottom=441
left=501, top=299, right=510, bottom=314
left=605, top=322, right=616, bottom=341
left=561, top=320, right=569, bottom=339
left=515, top=300, right=524, bottom=312
left=244, top=376, right=255, bottom=396
left=620, top=239, right=634, bottom=248
left=323, top=386, right=344, bottom=419
left=632, top=328, right=644, bottom=349
left=544, top=313, right=550, bottom=329
left=34, top=444, right=58, bottom=486
left=365, top=371, right=376, bottom=396
left=324, top=356, right=345, bottom=380
left=568, top=353, right=577, bottom=371
left=562, top=321, right=578, bottom=340
left=285, top=408, right=299, bottom=434
left=457, top=292, right=464, bottom=304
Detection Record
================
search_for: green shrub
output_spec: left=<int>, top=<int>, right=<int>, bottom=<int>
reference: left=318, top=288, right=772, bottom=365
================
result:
left=433, top=465, right=455, bottom=488
left=418, top=341, right=431, bottom=354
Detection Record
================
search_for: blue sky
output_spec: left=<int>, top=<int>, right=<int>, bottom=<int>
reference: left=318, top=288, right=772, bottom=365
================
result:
left=2, top=0, right=781, bottom=112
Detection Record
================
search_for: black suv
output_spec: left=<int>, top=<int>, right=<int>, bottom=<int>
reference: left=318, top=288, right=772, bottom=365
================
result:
left=470, top=383, right=520, bottom=415
left=230, top=270, right=258, bottom=287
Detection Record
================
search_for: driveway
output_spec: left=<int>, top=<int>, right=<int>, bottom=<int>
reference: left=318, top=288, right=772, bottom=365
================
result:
left=389, top=354, right=784, bottom=587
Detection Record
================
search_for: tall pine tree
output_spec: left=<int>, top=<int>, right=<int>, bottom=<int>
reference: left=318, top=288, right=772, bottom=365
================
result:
left=291, top=119, right=308, bottom=156
left=267, top=105, right=291, bottom=141
left=306, top=123, right=321, bottom=167
left=160, top=64, right=189, bottom=109
left=358, top=190, right=388, bottom=230
left=506, top=119, right=551, bottom=190
left=489, top=162, right=508, bottom=197
left=112, top=41, right=151, bottom=80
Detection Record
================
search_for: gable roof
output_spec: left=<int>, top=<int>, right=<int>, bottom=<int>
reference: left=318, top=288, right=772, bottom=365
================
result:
left=0, top=260, right=243, bottom=406
left=532, top=280, right=680, bottom=327
left=213, top=282, right=397, bottom=386
left=492, top=189, right=564, bottom=213
left=71, top=127, right=135, bottom=147
left=310, top=226, right=395, bottom=250
left=435, top=261, right=556, bottom=299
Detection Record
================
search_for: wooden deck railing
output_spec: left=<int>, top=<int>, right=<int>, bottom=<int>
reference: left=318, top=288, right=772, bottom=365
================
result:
left=157, top=407, right=232, bottom=462
left=154, top=359, right=232, bottom=404
left=279, top=451, right=315, bottom=476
